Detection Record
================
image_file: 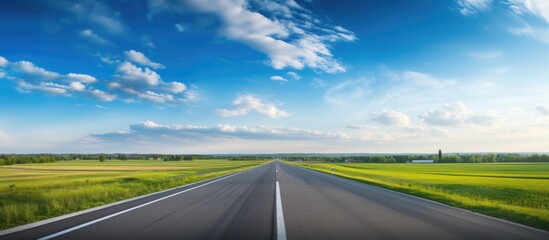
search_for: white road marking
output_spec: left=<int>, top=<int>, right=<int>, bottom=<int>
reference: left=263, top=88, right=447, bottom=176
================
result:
left=276, top=181, right=287, bottom=240
left=38, top=170, right=247, bottom=240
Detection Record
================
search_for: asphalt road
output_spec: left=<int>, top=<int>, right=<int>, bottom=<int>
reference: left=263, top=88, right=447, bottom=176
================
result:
left=1, top=161, right=547, bottom=240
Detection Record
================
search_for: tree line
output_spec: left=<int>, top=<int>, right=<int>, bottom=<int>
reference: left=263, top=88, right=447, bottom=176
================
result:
left=280, top=153, right=549, bottom=163
left=1, top=153, right=548, bottom=165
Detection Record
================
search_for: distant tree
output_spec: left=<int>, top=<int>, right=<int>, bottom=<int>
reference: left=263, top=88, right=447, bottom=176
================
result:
left=99, top=155, right=106, bottom=162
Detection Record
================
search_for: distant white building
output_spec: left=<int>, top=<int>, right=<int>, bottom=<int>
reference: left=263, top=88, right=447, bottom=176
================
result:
left=411, top=159, right=434, bottom=163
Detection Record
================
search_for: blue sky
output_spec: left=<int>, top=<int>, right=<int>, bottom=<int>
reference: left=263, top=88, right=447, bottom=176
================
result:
left=0, top=0, right=548, bottom=153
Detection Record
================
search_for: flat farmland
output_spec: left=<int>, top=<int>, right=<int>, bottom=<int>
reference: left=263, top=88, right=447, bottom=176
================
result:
left=0, top=160, right=266, bottom=230
left=292, top=162, right=549, bottom=231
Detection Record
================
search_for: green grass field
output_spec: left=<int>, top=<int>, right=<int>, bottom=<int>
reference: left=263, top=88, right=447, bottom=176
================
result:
left=291, top=162, right=549, bottom=231
left=0, top=160, right=266, bottom=230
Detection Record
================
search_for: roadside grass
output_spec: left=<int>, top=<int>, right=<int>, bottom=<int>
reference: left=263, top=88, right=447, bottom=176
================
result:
left=0, top=160, right=266, bottom=230
left=289, top=162, right=549, bottom=231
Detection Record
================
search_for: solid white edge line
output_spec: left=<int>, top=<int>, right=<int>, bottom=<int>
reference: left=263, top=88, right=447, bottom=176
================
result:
left=38, top=169, right=250, bottom=240
left=276, top=181, right=287, bottom=240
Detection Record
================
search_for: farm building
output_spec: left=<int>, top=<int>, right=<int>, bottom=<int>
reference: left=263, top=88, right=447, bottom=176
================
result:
left=411, top=159, right=434, bottom=163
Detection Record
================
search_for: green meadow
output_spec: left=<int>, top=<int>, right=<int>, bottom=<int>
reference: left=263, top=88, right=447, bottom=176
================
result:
left=291, top=162, right=549, bottom=231
left=0, top=160, right=265, bottom=230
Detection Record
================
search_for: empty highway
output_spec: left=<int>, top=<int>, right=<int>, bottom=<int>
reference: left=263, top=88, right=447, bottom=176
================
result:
left=1, top=161, right=547, bottom=240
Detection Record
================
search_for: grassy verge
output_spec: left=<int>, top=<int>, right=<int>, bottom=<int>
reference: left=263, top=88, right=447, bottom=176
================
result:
left=0, top=160, right=266, bottom=230
left=288, top=162, right=549, bottom=231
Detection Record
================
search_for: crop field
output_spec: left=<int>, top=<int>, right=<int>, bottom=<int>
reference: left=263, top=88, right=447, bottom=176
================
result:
left=291, top=162, right=549, bottom=230
left=0, top=160, right=266, bottom=230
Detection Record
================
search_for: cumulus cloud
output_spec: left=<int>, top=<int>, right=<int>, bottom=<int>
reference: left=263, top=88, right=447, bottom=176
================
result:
left=109, top=61, right=190, bottom=104
left=163, top=81, right=187, bottom=93
left=91, top=120, right=350, bottom=142
left=17, top=81, right=69, bottom=96
left=115, top=62, right=161, bottom=87
left=455, top=0, right=492, bottom=15
left=11, top=61, right=61, bottom=80
left=79, top=29, right=110, bottom=45
left=537, top=105, right=549, bottom=115
left=270, top=75, right=287, bottom=81
left=371, top=109, right=412, bottom=127
left=66, top=73, right=97, bottom=83
left=419, top=102, right=497, bottom=126
left=124, top=50, right=165, bottom=69
left=89, top=89, right=116, bottom=102
left=216, top=94, right=291, bottom=118
left=150, top=0, right=355, bottom=73
left=0, top=56, right=8, bottom=67
left=69, top=81, right=86, bottom=91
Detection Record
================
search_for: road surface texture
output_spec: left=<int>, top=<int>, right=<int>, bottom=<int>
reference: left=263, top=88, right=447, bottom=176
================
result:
left=1, top=161, right=547, bottom=240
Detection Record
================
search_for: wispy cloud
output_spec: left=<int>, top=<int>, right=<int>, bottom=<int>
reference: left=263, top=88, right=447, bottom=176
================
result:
left=455, top=0, right=492, bottom=15
left=216, top=94, right=291, bottom=118
left=79, top=29, right=111, bottom=45
left=52, top=0, right=127, bottom=34
left=286, top=71, right=301, bottom=80
left=149, top=0, right=356, bottom=73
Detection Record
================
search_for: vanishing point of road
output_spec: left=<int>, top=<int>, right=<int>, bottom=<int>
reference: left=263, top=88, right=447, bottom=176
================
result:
left=1, top=161, right=547, bottom=240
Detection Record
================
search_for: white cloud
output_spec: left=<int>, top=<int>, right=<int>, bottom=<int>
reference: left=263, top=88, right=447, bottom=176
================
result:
left=91, top=120, right=349, bottom=142
left=371, top=109, right=412, bottom=127
left=115, top=62, right=161, bottom=87
left=69, top=81, right=86, bottom=92
left=11, top=61, right=61, bottom=80
left=132, top=90, right=174, bottom=103
left=509, top=0, right=549, bottom=24
left=509, top=25, right=549, bottom=44
left=175, top=23, right=185, bottom=32
left=216, top=94, right=291, bottom=118
left=89, top=89, right=116, bottom=102
left=287, top=71, right=301, bottom=80
left=17, top=81, right=69, bottom=96
left=79, top=29, right=110, bottom=45
left=163, top=81, right=187, bottom=93
left=469, top=50, right=503, bottom=60
left=419, top=102, right=497, bottom=126
left=311, top=78, right=326, bottom=88
left=0, top=56, right=8, bottom=67
left=270, top=75, right=287, bottom=81
left=54, top=0, right=127, bottom=34
left=456, top=0, right=492, bottom=15
left=154, top=0, right=355, bottom=73
left=124, top=50, right=165, bottom=69
left=346, top=124, right=376, bottom=130
left=66, top=73, right=97, bottom=83
left=537, top=105, right=549, bottom=115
